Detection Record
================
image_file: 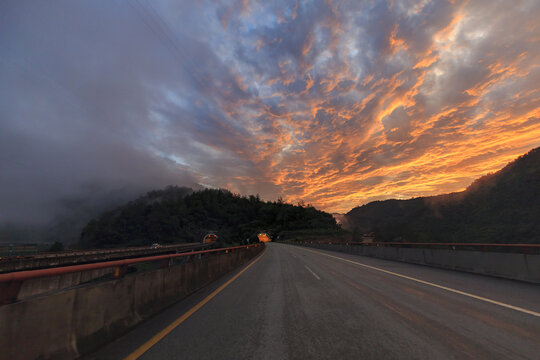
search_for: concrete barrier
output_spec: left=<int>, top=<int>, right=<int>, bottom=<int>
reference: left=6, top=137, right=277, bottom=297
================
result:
left=291, top=242, right=540, bottom=284
left=0, top=243, right=210, bottom=273
left=15, top=268, right=114, bottom=301
left=0, top=245, right=263, bottom=360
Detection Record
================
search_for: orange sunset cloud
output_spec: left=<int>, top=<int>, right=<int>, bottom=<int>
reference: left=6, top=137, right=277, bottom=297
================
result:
left=207, top=0, right=540, bottom=214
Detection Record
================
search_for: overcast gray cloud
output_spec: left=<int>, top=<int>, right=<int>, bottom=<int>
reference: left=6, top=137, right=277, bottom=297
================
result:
left=1, top=0, right=540, bottom=231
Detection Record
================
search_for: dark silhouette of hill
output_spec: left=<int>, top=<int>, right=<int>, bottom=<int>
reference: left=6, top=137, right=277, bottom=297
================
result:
left=80, top=187, right=339, bottom=248
left=345, top=146, right=540, bottom=243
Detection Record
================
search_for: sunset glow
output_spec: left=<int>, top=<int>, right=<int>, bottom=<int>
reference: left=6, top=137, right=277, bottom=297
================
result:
left=1, top=0, right=539, bottom=224
left=207, top=0, right=540, bottom=213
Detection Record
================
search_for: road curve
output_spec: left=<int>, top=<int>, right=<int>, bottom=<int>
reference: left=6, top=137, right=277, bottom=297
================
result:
left=91, top=242, right=540, bottom=360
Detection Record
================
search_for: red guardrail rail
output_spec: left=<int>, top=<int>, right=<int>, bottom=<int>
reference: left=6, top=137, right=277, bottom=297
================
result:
left=0, top=242, right=210, bottom=261
left=0, top=242, right=214, bottom=273
left=0, top=243, right=263, bottom=304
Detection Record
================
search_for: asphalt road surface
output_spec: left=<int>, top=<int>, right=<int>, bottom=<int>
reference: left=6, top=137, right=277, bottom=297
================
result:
left=91, top=242, right=540, bottom=360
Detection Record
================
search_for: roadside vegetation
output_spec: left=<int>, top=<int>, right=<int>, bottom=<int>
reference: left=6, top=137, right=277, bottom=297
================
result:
left=80, top=187, right=341, bottom=248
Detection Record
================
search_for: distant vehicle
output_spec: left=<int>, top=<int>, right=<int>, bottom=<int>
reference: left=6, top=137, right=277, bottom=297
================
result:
left=203, top=234, right=218, bottom=244
left=151, top=243, right=161, bottom=248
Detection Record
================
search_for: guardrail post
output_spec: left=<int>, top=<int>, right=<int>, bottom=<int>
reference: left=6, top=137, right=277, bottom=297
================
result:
left=113, top=265, right=127, bottom=278
left=524, top=246, right=536, bottom=255
left=0, top=281, right=22, bottom=305
left=159, top=259, right=172, bottom=268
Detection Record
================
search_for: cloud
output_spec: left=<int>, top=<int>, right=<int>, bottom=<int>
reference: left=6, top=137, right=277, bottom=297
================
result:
left=382, top=106, right=413, bottom=142
left=1, top=0, right=540, bottom=228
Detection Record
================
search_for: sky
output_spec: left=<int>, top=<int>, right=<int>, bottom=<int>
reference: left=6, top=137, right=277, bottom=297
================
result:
left=1, top=0, right=540, bottom=225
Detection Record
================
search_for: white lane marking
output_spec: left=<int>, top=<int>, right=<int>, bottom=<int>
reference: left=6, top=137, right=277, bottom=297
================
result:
left=301, top=247, right=540, bottom=318
left=305, top=265, right=321, bottom=280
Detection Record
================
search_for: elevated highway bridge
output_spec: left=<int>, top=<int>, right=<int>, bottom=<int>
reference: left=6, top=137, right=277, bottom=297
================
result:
left=91, top=242, right=540, bottom=360
left=1, top=242, right=539, bottom=359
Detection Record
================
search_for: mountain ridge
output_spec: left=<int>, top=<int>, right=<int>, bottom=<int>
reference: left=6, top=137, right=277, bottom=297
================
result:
left=344, top=146, right=540, bottom=243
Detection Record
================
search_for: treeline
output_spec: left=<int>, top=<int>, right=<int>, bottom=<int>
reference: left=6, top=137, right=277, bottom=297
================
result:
left=346, top=146, right=540, bottom=244
left=80, top=187, right=340, bottom=248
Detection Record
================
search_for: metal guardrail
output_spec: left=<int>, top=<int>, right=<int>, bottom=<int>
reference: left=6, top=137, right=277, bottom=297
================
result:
left=0, top=242, right=208, bottom=261
left=299, top=241, right=540, bottom=253
left=0, top=243, right=263, bottom=305
left=0, top=243, right=213, bottom=273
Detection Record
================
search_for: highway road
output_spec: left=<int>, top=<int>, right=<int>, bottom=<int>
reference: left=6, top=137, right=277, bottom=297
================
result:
left=91, top=242, right=540, bottom=360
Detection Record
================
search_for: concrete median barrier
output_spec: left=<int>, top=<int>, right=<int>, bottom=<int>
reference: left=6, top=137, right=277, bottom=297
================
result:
left=291, top=242, right=540, bottom=284
left=0, top=244, right=264, bottom=360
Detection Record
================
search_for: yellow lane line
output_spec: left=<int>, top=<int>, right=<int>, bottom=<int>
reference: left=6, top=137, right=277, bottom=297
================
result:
left=300, top=246, right=540, bottom=318
left=124, top=248, right=267, bottom=360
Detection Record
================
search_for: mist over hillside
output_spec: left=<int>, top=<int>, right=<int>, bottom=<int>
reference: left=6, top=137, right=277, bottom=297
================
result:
left=0, top=187, right=142, bottom=245
left=345, top=147, right=540, bottom=244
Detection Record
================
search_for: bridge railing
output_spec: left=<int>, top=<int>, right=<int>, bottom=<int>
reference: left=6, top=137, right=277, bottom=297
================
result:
left=0, top=243, right=265, bottom=360
left=0, top=242, right=213, bottom=273
left=298, top=241, right=540, bottom=254
left=291, top=240, right=540, bottom=284
left=0, top=242, right=211, bottom=262
left=0, top=243, right=263, bottom=305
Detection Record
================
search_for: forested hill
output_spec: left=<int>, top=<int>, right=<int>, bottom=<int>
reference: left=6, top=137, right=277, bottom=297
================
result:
left=345, top=146, right=540, bottom=243
left=80, top=187, right=339, bottom=248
